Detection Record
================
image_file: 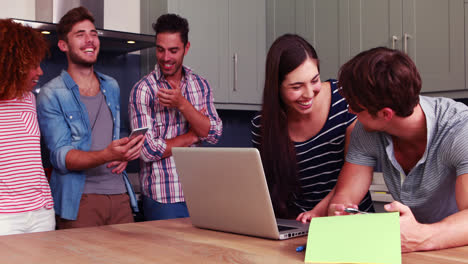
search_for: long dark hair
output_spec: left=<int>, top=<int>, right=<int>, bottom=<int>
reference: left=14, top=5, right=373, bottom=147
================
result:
left=260, top=34, right=319, bottom=218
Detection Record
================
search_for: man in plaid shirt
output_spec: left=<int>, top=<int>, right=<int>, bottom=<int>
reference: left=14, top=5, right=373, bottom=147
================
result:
left=129, top=14, right=222, bottom=220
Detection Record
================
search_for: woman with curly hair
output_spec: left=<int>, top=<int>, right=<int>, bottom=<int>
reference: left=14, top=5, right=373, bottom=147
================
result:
left=0, top=19, right=55, bottom=235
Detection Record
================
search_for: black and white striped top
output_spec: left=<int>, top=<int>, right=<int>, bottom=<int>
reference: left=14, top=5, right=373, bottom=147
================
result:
left=251, top=80, right=374, bottom=213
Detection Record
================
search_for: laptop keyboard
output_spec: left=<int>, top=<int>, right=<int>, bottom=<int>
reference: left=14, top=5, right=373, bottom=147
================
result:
left=277, top=225, right=296, bottom=232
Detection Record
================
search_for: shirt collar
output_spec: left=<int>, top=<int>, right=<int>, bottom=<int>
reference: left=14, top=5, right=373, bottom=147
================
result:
left=60, top=70, right=105, bottom=90
left=154, top=64, right=191, bottom=83
left=419, top=96, right=435, bottom=156
left=60, top=70, right=77, bottom=90
left=384, top=96, right=434, bottom=168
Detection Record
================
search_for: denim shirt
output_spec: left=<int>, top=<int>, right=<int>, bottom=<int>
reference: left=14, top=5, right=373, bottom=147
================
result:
left=37, top=70, right=138, bottom=220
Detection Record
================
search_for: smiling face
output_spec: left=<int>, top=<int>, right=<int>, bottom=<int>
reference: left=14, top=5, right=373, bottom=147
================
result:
left=280, top=58, right=321, bottom=116
left=25, top=64, right=43, bottom=91
left=59, top=20, right=100, bottom=67
left=155, top=32, right=190, bottom=80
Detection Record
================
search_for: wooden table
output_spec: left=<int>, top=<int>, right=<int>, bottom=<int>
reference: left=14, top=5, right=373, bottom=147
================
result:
left=0, top=218, right=467, bottom=263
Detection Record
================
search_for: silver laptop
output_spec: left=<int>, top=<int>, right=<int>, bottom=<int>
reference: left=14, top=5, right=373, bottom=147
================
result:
left=172, top=147, right=309, bottom=240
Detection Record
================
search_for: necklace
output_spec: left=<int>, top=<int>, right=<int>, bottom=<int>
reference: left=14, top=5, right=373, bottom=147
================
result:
left=91, top=91, right=104, bottom=132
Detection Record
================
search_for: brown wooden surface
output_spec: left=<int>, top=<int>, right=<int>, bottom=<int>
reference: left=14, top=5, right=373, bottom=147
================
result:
left=0, top=218, right=466, bottom=263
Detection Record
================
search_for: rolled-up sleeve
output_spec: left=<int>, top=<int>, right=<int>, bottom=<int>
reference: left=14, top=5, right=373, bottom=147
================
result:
left=129, top=80, right=167, bottom=162
left=198, top=78, right=222, bottom=144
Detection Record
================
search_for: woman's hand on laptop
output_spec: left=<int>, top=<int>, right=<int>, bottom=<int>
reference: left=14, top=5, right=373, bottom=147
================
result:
left=296, top=195, right=333, bottom=223
left=296, top=210, right=319, bottom=223
left=296, top=205, right=328, bottom=223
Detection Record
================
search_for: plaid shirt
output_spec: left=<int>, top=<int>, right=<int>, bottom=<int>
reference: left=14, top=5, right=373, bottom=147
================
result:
left=129, top=65, right=222, bottom=203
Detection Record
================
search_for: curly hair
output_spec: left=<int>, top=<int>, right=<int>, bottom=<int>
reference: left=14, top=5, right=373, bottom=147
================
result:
left=0, top=19, right=48, bottom=100
left=153, top=14, right=189, bottom=46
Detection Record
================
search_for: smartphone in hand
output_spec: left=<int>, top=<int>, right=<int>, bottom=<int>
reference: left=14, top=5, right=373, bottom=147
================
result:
left=129, top=127, right=149, bottom=139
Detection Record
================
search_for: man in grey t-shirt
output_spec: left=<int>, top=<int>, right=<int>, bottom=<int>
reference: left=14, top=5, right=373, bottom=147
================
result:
left=327, top=47, right=468, bottom=252
left=37, top=7, right=145, bottom=228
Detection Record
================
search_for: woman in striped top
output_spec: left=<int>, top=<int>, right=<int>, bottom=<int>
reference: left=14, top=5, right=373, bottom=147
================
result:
left=251, top=34, right=374, bottom=220
left=0, top=19, right=55, bottom=235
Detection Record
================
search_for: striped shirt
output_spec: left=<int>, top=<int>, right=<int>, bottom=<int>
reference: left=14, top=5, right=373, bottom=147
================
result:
left=251, top=80, right=374, bottom=213
left=0, top=92, right=54, bottom=213
left=347, top=96, right=468, bottom=223
left=129, top=65, right=222, bottom=203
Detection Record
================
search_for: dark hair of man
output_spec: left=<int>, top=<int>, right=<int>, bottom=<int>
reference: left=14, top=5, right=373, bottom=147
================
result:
left=0, top=19, right=48, bottom=100
left=259, top=34, right=320, bottom=218
left=57, top=6, right=95, bottom=41
left=152, top=13, right=189, bottom=46
left=338, top=47, right=421, bottom=117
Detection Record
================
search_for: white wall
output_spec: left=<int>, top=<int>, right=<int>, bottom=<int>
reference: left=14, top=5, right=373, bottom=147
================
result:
left=104, top=0, right=140, bottom=33
left=0, top=0, right=35, bottom=20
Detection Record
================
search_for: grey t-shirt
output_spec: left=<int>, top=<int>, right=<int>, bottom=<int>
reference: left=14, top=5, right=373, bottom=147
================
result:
left=80, top=91, right=126, bottom=194
left=346, top=96, right=468, bottom=223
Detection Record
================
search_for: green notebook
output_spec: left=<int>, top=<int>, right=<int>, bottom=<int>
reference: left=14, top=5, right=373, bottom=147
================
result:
left=305, top=212, right=401, bottom=264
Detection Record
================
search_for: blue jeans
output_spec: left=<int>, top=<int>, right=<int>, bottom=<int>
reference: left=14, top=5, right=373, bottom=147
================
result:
left=142, top=195, right=189, bottom=221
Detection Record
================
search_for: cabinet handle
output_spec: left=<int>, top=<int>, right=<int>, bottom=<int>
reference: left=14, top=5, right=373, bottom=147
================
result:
left=403, top=33, right=412, bottom=54
left=233, top=53, right=238, bottom=92
left=392, top=35, right=399, bottom=49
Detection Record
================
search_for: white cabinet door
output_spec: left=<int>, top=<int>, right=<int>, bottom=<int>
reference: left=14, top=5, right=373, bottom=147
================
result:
left=0, top=0, right=35, bottom=20
left=403, top=0, right=464, bottom=93
left=348, top=0, right=401, bottom=54
left=296, top=0, right=346, bottom=80
left=348, top=0, right=465, bottom=94
left=228, top=0, right=266, bottom=105
left=165, top=0, right=265, bottom=108
left=104, top=0, right=140, bottom=33
left=267, top=0, right=348, bottom=81
left=266, top=0, right=296, bottom=49
left=170, top=0, right=230, bottom=104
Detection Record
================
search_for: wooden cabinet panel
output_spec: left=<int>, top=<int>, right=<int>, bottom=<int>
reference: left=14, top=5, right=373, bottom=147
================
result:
left=171, top=0, right=230, bottom=104
left=228, top=0, right=265, bottom=104
left=403, top=0, right=464, bottom=93
left=143, top=0, right=265, bottom=109
left=347, top=0, right=465, bottom=93
left=267, top=0, right=344, bottom=80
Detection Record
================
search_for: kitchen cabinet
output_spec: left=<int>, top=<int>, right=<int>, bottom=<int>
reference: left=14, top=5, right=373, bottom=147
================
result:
left=0, top=0, right=36, bottom=20
left=0, top=0, right=35, bottom=20
left=140, top=0, right=265, bottom=110
left=168, top=0, right=230, bottom=106
left=269, top=0, right=466, bottom=96
left=347, top=0, right=465, bottom=94
left=267, top=0, right=348, bottom=81
left=103, top=0, right=140, bottom=33
left=227, top=0, right=266, bottom=107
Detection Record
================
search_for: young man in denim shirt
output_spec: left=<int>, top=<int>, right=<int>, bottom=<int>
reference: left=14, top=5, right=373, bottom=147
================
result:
left=37, top=7, right=145, bottom=228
